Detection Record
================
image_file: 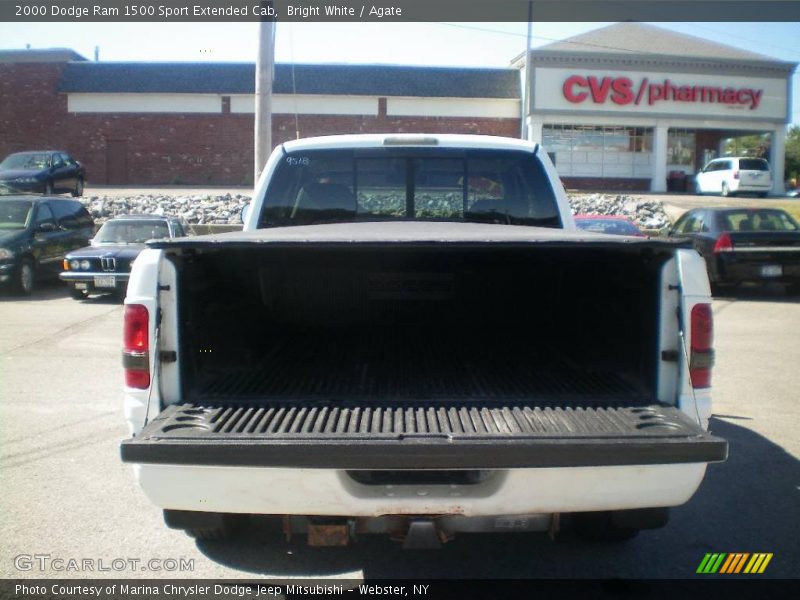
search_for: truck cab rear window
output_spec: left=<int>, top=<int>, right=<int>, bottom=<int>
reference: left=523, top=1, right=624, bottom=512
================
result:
left=259, top=149, right=561, bottom=228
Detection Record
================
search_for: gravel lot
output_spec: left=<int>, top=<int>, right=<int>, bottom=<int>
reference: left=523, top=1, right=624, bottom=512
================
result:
left=76, top=185, right=799, bottom=234
left=1, top=279, right=798, bottom=580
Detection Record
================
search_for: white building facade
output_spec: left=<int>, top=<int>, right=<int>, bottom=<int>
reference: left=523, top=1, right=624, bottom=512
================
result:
left=520, top=24, right=796, bottom=194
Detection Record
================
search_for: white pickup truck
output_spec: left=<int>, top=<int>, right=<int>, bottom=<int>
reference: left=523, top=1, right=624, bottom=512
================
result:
left=121, top=134, right=726, bottom=547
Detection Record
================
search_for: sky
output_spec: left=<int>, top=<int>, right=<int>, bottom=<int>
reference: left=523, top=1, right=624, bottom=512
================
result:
left=1, top=21, right=798, bottom=123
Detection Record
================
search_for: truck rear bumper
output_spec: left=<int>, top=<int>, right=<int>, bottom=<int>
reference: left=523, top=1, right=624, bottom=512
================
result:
left=132, top=462, right=709, bottom=516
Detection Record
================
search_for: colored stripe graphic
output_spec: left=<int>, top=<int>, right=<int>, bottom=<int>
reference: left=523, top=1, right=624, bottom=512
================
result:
left=697, top=553, right=726, bottom=574
left=699, top=552, right=773, bottom=574
left=744, top=553, right=773, bottom=574
left=720, top=553, right=749, bottom=574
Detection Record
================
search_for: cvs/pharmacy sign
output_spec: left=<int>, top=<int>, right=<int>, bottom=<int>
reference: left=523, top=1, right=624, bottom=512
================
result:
left=562, top=75, right=763, bottom=110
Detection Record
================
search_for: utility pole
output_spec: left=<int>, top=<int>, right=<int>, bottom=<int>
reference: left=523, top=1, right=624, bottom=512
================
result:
left=254, top=19, right=276, bottom=185
left=522, top=0, right=533, bottom=140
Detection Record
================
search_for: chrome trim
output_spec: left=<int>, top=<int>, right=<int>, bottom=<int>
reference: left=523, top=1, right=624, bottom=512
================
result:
left=59, top=272, right=130, bottom=281
left=729, top=247, right=800, bottom=253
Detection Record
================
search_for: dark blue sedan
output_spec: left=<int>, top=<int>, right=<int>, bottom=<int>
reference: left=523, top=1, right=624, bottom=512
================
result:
left=60, top=215, right=186, bottom=300
left=0, top=151, right=86, bottom=196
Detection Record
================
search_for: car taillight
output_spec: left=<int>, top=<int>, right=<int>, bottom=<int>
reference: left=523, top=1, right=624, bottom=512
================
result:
left=733, top=170, right=740, bottom=180
left=690, top=303, right=714, bottom=389
left=713, top=233, right=733, bottom=253
left=123, top=304, right=150, bottom=389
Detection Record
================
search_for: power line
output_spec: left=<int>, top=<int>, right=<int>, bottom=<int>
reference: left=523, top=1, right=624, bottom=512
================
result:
left=677, top=23, right=800, bottom=58
left=434, top=22, right=659, bottom=56
left=433, top=22, right=800, bottom=60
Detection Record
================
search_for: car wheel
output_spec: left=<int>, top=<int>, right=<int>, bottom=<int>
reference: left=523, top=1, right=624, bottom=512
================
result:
left=69, top=287, right=89, bottom=300
left=757, top=192, right=768, bottom=198
left=71, top=178, right=84, bottom=197
left=573, top=512, right=639, bottom=543
left=14, top=258, right=35, bottom=296
left=44, top=181, right=54, bottom=195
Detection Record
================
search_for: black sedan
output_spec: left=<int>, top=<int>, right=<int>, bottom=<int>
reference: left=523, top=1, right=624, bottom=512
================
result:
left=0, top=151, right=85, bottom=197
left=668, top=207, right=800, bottom=294
left=0, top=196, right=94, bottom=295
left=60, top=215, right=186, bottom=300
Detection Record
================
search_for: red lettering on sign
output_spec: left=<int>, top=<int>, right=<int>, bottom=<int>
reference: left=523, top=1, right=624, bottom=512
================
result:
left=563, top=75, right=588, bottom=103
left=610, top=77, right=634, bottom=105
left=561, top=74, right=765, bottom=111
left=588, top=76, right=612, bottom=103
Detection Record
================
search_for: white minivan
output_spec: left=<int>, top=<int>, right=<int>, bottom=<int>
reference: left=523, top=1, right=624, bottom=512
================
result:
left=695, top=157, right=772, bottom=197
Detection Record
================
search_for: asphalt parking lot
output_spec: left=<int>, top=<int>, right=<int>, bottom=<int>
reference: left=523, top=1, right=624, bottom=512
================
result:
left=1, top=281, right=798, bottom=580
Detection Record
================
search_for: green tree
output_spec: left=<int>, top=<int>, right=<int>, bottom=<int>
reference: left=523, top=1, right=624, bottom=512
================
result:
left=723, top=133, right=770, bottom=157
left=785, top=125, right=800, bottom=187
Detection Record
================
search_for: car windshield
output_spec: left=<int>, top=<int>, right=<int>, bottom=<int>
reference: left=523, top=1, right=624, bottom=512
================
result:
left=0, top=153, right=50, bottom=170
left=723, top=210, right=799, bottom=232
left=738, top=159, right=769, bottom=171
left=93, top=220, right=171, bottom=244
left=575, top=218, right=642, bottom=236
left=259, top=148, right=561, bottom=228
left=0, top=200, right=34, bottom=229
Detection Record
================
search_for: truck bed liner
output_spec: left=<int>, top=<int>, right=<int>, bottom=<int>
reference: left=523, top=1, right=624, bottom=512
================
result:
left=121, top=402, right=727, bottom=469
left=189, top=331, right=646, bottom=403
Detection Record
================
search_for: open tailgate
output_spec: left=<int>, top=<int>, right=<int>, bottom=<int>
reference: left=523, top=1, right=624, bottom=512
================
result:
left=121, top=401, right=728, bottom=469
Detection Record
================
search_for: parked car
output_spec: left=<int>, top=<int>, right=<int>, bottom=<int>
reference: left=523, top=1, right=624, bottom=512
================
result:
left=669, top=207, right=800, bottom=294
left=0, top=151, right=85, bottom=197
left=574, top=214, right=646, bottom=237
left=0, top=196, right=94, bottom=295
left=60, top=215, right=186, bottom=300
left=694, top=157, right=771, bottom=198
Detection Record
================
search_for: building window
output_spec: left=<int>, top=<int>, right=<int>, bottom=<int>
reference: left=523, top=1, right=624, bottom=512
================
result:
left=542, top=125, right=653, bottom=178
left=667, top=129, right=696, bottom=167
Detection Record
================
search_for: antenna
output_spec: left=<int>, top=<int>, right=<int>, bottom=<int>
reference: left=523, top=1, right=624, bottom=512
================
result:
left=287, top=23, right=300, bottom=140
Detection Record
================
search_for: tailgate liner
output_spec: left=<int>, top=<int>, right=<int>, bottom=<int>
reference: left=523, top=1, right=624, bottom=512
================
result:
left=121, top=402, right=727, bottom=469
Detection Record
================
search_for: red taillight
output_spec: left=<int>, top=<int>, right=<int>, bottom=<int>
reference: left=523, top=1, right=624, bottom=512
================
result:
left=690, top=303, right=714, bottom=389
left=733, top=170, right=740, bottom=180
left=123, top=304, right=150, bottom=389
left=713, top=233, right=733, bottom=253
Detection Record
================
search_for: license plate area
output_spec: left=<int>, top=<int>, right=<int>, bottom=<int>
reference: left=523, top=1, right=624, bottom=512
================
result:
left=760, top=265, right=782, bottom=277
left=74, top=282, right=88, bottom=290
left=94, top=275, right=116, bottom=288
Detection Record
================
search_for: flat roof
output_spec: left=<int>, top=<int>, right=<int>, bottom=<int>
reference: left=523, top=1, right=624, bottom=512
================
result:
left=59, top=62, right=521, bottom=99
left=0, top=48, right=86, bottom=63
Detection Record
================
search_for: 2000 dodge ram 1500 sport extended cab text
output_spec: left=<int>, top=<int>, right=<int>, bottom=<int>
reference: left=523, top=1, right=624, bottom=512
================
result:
left=121, top=134, right=727, bottom=547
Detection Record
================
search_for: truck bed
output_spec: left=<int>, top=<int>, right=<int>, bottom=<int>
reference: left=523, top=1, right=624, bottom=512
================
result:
left=190, top=329, right=648, bottom=404
left=122, top=229, right=730, bottom=470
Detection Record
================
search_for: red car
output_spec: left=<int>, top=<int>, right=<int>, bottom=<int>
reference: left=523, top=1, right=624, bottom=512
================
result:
left=574, top=214, right=646, bottom=237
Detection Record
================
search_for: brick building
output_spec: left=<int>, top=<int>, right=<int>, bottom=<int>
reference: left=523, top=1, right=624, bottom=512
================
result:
left=0, top=50, right=520, bottom=186
left=1, top=23, right=795, bottom=191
